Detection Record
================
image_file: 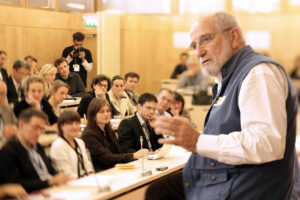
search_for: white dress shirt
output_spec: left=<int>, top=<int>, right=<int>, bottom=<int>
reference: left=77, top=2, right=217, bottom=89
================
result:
left=197, top=63, right=289, bottom=165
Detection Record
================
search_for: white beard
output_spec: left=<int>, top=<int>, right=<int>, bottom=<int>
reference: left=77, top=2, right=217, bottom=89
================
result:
left=201, top=40, right=232, bottom=77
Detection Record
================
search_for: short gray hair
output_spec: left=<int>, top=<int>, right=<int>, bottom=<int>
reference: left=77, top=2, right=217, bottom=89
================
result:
left=213, top=12, right=245, bottom=44
left=13, top=59, right=30, bottom=70
left=23, top=75, right=45, bottom=93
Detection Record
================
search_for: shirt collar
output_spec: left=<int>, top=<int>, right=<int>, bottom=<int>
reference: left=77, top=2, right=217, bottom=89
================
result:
left=136, top=112, right=146, bottom=126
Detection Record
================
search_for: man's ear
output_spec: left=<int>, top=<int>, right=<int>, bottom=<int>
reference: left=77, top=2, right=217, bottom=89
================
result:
left=229, top=27, right=241, bottom=49
left=137, top=104, right=142, bottom=110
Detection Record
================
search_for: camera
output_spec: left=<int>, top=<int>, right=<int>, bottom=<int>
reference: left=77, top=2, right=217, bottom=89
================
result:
left=72, top=47, right=81, bottom=58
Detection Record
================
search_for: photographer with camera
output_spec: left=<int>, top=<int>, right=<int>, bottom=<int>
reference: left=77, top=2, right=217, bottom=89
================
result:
left=62, top=32, right=93, bottom=87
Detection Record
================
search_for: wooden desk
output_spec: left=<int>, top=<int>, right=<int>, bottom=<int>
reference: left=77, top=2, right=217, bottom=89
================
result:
left=58, top=98, right=81, bottom=114
left=42, top=146, right=191, bottom=200
left=161, top=79, right=179, bottom=91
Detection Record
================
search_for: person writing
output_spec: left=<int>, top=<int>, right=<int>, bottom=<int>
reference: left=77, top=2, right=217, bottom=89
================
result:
left=147, top=11, right=300, bottom=199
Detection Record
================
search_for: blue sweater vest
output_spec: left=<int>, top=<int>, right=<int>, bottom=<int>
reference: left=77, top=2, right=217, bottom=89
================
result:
left=183, top=46, right=299, bottom=200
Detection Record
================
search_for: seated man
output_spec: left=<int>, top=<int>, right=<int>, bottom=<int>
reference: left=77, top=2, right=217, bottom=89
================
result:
left=118, top=93, right=162, bottom=153
left=177, top=57, right=209, bottom=92
left=124, top=72, right=140, bottom=107
left=170, top=52, right=189, bottom=79
left=0, top=81, right=18, bottom=148
left=156, top=88, right=173, bottom=119
left=0, top=108, right=70, bottom=192
left=6, top=59, right=30, bottom=105
left=54, top=57, right=85, bottom=97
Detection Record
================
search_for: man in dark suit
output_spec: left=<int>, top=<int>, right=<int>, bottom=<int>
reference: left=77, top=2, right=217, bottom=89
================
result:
left=118, top=93, right=162, bottom=153
left=6, top=59, right=30, bottom=105
left=0, top=108, right=70, bottom=192
left=0, top=51, right=8, bottom=82
left=124, top=72, right=140, bottom=107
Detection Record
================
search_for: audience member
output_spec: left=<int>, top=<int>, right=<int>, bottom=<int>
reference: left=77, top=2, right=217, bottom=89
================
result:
left=167, top=91, right=195, bottom=128
left=124, top=72, right=140, bottom=107
left=156, top=88, right=173, bottom=118
left=62, top=32, right=93, bottom=87
left=55, top=57, right=85, bottom=97
left=0, top=81, right=18, bottom=148
left=0, top=184, right=27, bottom=199
left=13, top=75, right=57, bottom=125
left=82, top=98, right=149, bottom=172
left=291, top=55, right=300, bottom=79
left=48, top=80, right=69, bottom=116
left=6, top=59, right=29, bottom=105
left=0, top=108, right=70, bottom=192
left=77, top=74, right=118, bottom=118
left=50, top=110, right=94, bottom=178
left=177, top=57, right=209, bottom=92
left=24, top=55, right=39, bottom=75
left=118, top=93, right=162, bottom=153
left=39, top=64, right=57, bottom=98
left=0, top=51, right=8, bottom=81
left=107, top=75, right=136, bottom=118
left=170, top=52, right=189, bottom=79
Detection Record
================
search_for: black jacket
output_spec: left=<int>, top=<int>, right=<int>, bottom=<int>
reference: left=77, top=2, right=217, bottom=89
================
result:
left=82, top=126, right=134, bottom=172
left=5, top=76, right=24, bottom=105
left=13, top=98, right=57, bottom=125
left=0, top=137, right=56, bottom=192
left=118, top=113, right=162, bottom=153
left=77, top=91, right=119, bottom=118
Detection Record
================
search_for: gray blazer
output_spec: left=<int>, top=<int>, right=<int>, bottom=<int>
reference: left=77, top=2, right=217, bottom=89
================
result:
left=0, top=104, right=17, bottom=148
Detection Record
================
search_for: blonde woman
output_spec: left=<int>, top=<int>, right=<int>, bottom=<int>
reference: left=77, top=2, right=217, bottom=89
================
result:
left=48, top=80, right=69, bottom=116
left=39, top=64, right=57, bottom=97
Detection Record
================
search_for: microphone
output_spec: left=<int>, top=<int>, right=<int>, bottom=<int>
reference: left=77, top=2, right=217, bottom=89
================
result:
left=140, top=136, right=152, bottom=177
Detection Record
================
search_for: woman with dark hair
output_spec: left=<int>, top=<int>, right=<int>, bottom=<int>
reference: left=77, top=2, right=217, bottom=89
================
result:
left=82, top=97, right=149, bottom=172
left=77, top=74, right=118, bottom=118
left=168, top=92, right=195, bottom=128
left=50, top=110, right=94, bottom=178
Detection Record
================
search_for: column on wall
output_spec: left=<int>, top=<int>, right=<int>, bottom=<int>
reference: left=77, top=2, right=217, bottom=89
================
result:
left=97, top=12, right=121, bottom=78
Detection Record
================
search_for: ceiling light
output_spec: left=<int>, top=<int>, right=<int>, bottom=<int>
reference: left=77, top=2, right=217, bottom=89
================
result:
left=66, top=3, right=85, bottom=10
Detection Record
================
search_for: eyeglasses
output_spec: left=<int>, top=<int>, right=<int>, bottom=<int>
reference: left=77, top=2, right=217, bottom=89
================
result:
left=188, top=27, right=232, bottom=51
left=97, top=83, right=108, bottom=88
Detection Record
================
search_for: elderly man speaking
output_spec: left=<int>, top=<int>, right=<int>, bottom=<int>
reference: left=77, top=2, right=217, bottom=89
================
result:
left=147, top=12, right=300, bottom=200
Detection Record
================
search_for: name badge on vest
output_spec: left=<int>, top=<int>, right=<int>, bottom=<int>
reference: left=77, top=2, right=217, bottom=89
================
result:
left=73, top=64, right=80, bottom=72
left=213, top=96, right=226, bottom=106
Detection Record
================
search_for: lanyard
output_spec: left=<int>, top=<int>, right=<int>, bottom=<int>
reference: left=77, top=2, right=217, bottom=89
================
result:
left=62, top=137, right=88, bottom=178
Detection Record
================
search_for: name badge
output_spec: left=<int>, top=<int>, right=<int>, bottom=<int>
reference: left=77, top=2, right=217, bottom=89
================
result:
left=73, top=64, right=80, bottom=72
left=214, top=96, right=226, bottom=106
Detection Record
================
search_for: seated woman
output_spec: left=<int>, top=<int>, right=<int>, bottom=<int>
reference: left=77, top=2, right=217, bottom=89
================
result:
left=77, top=74, right=118, bottom=118
left=13, top=75, right=57, bottom=125
left=107, top=75, right=136, bottom=118
left=39, top=64, right=57, bottom=98
left=167, top=92, right=196, bottom=128
left=82, top=97, right=149, bottom=172
left=50, top=110, right=94, bottom=178
left=48, top=80, right=69, bottom=116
